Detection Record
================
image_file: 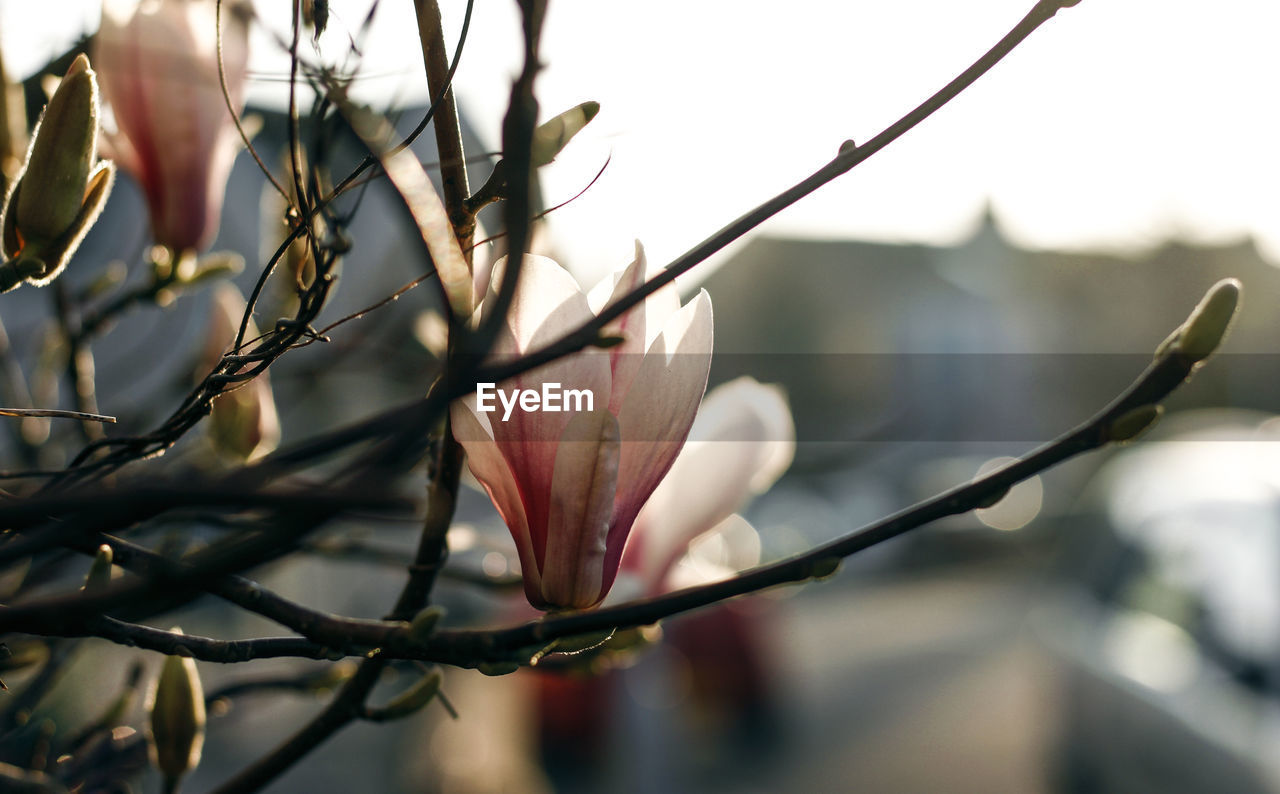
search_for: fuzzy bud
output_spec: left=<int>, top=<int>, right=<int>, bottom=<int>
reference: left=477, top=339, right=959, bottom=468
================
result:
left=531, top=101, right=600, bottom=168
left=1177, top=278, right=1241, bottom=363
left=147, top=630, right=206, bottom=791
left=82, top=543, right=114, bottom=592
left=367, top=669, right=443, bottom=722
left=1107, top=404, right=1164, bottom=444
left=0, top=54, right=114, bottom=292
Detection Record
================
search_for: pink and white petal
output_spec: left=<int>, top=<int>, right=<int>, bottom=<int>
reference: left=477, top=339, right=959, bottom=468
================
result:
left=482, top=255, right=595, bottom=355
left=539, top=409, right=620, bottom=609
left=450, top=397, right=540, bottom=597
left=482, top=254, right=609, bottom=454
left=601, top=242, right=682, bottom=350
left=488, top=357, right=610, bottom=544
left=620, top=377, right=791, bottom=587
left=586, top=266, right=621, bottom=315
left=624, top=431, right=785, bottom=589
left=607, top=291, right=713, bottom=569
left=480, top=256, right=612, bottom=568
left=470, top=218, right=495, bottom=303
left=95, top=0, right=249, bottom=251
left=589, top=242, right=682, bottom=413
left=688, top=377, right=796, bottom=491
left=624, top=437, right=759, bottom=586
left=662, top=514, right=761, bottom=592
left=95, top=3, right=160, bottom=185
left=96, top=130, right=141, bottom=183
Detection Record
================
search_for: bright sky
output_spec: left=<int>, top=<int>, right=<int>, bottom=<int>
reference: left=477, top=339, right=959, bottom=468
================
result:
left=3, top=0, right=1278, bottom=284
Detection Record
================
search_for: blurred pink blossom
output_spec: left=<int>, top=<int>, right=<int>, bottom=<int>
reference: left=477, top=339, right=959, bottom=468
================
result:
left=618, top=376, right=795, bottom=596
left=94, top=0, right=250, bottom=253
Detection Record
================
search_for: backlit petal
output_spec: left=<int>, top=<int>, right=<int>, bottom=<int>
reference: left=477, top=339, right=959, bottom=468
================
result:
left=624, top=377, right=795, bottom=589
left=540, top=409, right=620, bottom=608
left=606, top=290, right=713, bottom=583
left=587, top=241, right=681, bottom=413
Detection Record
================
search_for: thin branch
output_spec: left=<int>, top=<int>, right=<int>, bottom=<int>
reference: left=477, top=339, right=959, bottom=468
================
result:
left=234, top=0, right=476, bottom=345
left=293, top=152, right=610, bottom=348
left=210, top=2, right=482, bottom=788
left=420, top=338, right=1218, bottom=664
left=43, top=1, right=476, bottom=483
left=96, top=534, right=406, bottom=649
left=5, top=616, right=330, bottom=663
left=206, top=661, right=386, bottom=794
left=0, top=289, right=1228, bottom=670
left=205, top=663, right=356, bottom=704
left=73, top=266, right=178, bottom=341
left=0, top=481, right=411, bottom=574
left=414, top=0, right=474, bottom=257
left=2, top=338, right=1216, bottom=669
left=0, top=408, right=115, bottom=423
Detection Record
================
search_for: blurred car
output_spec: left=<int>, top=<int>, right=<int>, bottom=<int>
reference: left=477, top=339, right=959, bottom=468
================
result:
left=1042, top=410, right=1280, bottom=793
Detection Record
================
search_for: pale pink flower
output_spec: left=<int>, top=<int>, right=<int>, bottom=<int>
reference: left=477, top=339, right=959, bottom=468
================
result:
left=618, top=377, right=795, bottom=596
left=93, top=0, right=250, bottom=253
left=452, top=246, right=713, bottom=610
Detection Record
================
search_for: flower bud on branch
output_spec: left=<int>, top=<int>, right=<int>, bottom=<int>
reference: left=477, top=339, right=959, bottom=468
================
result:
left=0, top=54, right=115, bottom=293
left=148, top=629, right=206, bottom=794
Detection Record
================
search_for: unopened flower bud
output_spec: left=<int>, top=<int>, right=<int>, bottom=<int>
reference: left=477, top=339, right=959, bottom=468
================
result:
left=82, top=543, right=114, bottom=592
left=408, top=606, right=446, bottom=644
left=367, top=669, right=443, bottom=722
left=1176, top=278, right=1241, bottom=363
left=1107, top=404, right=1164, bottom=444
left=476, top=661, right=520, bottom=677
left=531, top=101, right=600, bottom=168
left=147, top=630, right=206, bottom=791
left=202, top=285, right=281, bottom=462
left=18, top=55, right=96, bottom=240
left=0, top=54, right=115, bottom=292
left=974, top=486, right=1011, bottom=510
left=807, top=557, right=842, bottom=581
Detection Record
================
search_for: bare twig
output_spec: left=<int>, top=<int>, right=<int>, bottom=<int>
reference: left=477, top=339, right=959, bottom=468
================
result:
left=414, top=0, right=474, bottom=257
left=4, top=616, right=329, bottom=663
left=0, top=408, right=115, bottom=423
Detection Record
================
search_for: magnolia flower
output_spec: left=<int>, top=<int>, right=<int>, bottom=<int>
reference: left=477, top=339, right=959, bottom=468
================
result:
left=618, top=377, right=795, bottom=596
left=452, top=247, right=713, bottom=610
left=94, top=0, right=250, bottom=253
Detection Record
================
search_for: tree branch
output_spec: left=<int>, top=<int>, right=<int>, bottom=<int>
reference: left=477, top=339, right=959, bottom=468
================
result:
left=5, top=283, right=1233, bottom=668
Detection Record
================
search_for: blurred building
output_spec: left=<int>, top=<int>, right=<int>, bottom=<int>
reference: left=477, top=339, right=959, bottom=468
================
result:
left=704, top=207, right=1279, bottom=453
